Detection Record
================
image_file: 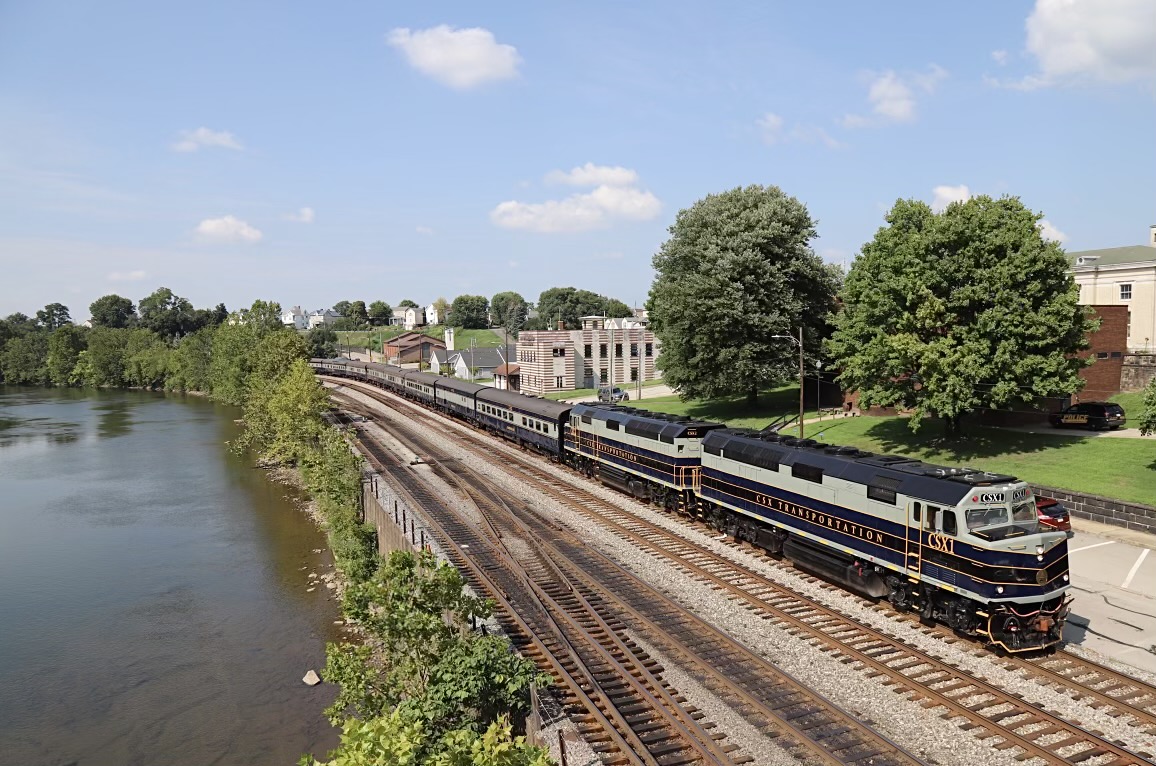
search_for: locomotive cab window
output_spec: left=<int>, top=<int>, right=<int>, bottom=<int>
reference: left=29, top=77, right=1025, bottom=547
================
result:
left=912, top=502, right=921, bottom=523
left=925, top=505, right=939, bottom=531
left=942, top=510, right=958, bottom=536
left=791, top=463, right=823, bottom=484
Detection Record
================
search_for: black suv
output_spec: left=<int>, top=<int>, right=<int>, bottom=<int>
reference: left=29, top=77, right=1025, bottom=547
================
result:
left=1048, top=402, right=1126, bottom=431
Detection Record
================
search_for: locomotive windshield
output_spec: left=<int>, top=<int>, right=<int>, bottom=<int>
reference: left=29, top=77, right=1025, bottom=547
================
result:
left=965, top=501, right=1039, bottom=540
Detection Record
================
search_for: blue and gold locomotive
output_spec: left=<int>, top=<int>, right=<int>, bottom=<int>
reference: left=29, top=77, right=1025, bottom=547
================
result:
left=312, top=359, right=1071, bottom=652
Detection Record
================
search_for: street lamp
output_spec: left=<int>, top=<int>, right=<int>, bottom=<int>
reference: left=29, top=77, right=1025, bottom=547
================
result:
left=815, top=360, right=823, bottom=424
left=771, top=328, right=805, bottom=439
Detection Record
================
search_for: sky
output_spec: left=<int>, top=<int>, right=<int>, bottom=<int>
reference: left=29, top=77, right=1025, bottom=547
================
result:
left=1, top=0, right=1155, bottom=320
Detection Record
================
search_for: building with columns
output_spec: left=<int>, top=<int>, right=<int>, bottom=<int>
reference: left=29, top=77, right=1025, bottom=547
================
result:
left=1068, top=225, right=1156, bottom=352
left=516, top=316, right=660, bottom=396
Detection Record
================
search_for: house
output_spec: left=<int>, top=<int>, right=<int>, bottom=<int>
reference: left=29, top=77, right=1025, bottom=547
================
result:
left=425, top=303, right=442, bottom=326
left=493, top=363, right=520, bottom=391
left=404, top=306, right=425, bottom=330
left=281, top=305, right=308, bottom=330
left=516, top=315, right=660, bottom=396
left=430, top=347, right=505, bottom=380
left=383, top=331, right=444, bottom=367
left=1068, top=225, right=1156, bottom=352
left=308, top=309, right=341, bottom=328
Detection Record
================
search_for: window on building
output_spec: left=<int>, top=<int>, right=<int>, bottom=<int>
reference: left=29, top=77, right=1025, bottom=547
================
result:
left=630, top=367, right=638, bottom=381
left=555, top=376, right=563, bottom=389
left=1097, top=351, right=1109, bottom=359
left=1120, top=283, right=1132, bottom=300
left=584, top=344, right=592, bottom=358
left=645, top=342, right=653, bottom=357
left=615, top=343, right=622, bottom=357
left=600, top=368, right=608, bottom=382
left=630, top=343, right=638, bottom=357
left=599, top=343, right=607, bottom=357
left=553, top=347, right=566, bottom=357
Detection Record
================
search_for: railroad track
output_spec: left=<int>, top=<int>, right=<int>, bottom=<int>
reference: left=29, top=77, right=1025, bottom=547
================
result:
left=325, top=377, right=1156, bottom=764
left=348, top=415, right=741, bottom=766
left=334, top=388, right=925, bottom=766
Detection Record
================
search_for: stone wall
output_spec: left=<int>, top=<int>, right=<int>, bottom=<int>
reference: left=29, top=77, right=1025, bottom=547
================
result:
left=1032, top=484, right=1156, bottom=535
left=1121, top=353, right=1156, bottom=392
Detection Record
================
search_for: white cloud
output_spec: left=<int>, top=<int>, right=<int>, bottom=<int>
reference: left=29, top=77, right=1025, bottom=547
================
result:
left=991, top=49, right=1009, bottom=65
left=107, top=270, right=147, bottom=282
left=491, top=185, right=661, bottom=233
left=415, top=226, right=434, bottom=235
left=284, top=207, right=314, bottom=223
left=759, top=112, right=843, bottom=148
left=172, top=127, right=243, bottom=153
left=842, top=65, right=948, bottom=127
left=492, top=164, right=661, bottom=233
left=386, top=25, right=521, bottom=89
left=1019, top=0, right=1156, bottom=87
left=195, top=215, right=263, bottom=243
left=1038, top=218, right=1068, bottom=243
left=931, top=184, right=970, bottom=212
left=546, top=163, right=638, bottom=187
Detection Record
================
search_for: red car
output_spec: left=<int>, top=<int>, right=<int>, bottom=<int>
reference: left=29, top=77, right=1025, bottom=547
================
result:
left=1036, top=496, right=1073, bottom=536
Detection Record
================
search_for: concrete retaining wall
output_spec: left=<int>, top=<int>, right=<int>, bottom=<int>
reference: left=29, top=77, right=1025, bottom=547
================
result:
left=1032, top=484, right=1156, bottom=536
left=361, top=474, right=434, bottom=555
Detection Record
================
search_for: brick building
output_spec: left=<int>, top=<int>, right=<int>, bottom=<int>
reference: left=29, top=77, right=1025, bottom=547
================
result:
left=516, top=316, right=661, bottom=396
left=1075, top=305, right=1129, bottom=401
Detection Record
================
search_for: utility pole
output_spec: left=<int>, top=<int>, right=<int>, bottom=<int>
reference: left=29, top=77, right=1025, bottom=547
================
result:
left=798, top=326, right=805, bottom=439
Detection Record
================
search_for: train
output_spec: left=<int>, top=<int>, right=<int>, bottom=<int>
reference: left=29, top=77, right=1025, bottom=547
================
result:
left=312, top=357, right=1072, bottom=653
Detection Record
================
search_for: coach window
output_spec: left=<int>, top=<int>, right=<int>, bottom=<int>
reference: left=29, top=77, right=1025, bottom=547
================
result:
left=522, top=417, right=527, bottom=425
left=942, top=510, right=958, bottom=536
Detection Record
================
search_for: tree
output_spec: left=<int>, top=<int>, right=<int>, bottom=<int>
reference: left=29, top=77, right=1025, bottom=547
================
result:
left=82, top=327, right=131, bottom=387
left=168, top=328, right=214, bottom=392
left=349, top=301, right=369, bottom=327
left=246, top=299, right=284, bottom=334
left=36, top=302, right=71, bottom=330
left=827, top=196, right=1094, bottom=435
left=368, top=301, right=392, bottom=326
left=1, top=331, right=49, bottom=385
left=308, top=325, right=339, bottom=358
left=432, top=297, right=451, bottom=323
left=333, top=301, right=354, bottom=318
left=138, top=287, right=195, bottom=341
left=489, top=292, right=526, bottom=337
left=648, top=184, right=839, bottom=405
left=398, top=299, right=419, bottom=309
left=1137, top=378, right=1156, bottom=436
left=450, top=296, right=489, bottom=330
left=89, top=294, right=137, bottom=328
left=604, top=298, right=633, bottom=319
left=536, top=287, right=631, bottom=330
left=47, top=325, right=87, bottom=386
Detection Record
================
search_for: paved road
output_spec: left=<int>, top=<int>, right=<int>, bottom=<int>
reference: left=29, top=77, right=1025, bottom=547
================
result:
left=1063, top=517, right=1156, bottom=675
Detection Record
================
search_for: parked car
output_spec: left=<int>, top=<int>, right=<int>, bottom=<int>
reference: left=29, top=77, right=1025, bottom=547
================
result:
left=597, top=386, right=630, bottom=403
left=1048, top=402, right=1126, bottom=431
left=1035, top=496, right=1074, bottom=536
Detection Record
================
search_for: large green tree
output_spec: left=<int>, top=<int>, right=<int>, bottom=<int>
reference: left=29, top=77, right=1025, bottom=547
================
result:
left=1, top=331, right=50, bottom=385
left=36, top=302, right=71, bottom=330
left=89, top=294, right=137, bottom=328
left=827, top=195, right=1094, bottom=435
left=648, top=184, right=839, bottom=405
left=348, top=301, right=369, bottom=327
left=449, top=295, right=489, bottom=329
left=138, top=287, right=196, bottom=340
left=489, top=292, right=527, bottom=337
left=1136, top=378, right=1156, bottom=436
left=47, top=325, right=87, bottom=386
left=308, top=325, right=339, bottom=358
left=536, top=287, right=632, bottom=330
left=368, top=301, right=392, bottom=326
left=398, top=299, right=419, bottom=309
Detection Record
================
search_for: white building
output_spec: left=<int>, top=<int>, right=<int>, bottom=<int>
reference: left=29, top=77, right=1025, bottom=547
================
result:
left=1069, top=225, right=1156, bottom=352
left=426, top=303, right=441, bottom=326
left=308, top=309, right=341, bottom=328
left=281, top=305, right=308, bottom=330
left=516, top=315, right=660, bottom=395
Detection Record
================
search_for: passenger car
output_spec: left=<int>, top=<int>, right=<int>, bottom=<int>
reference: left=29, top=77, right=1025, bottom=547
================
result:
left=597, top=386, right=629, bottom=403
left=1035, top=496, right=1073, bottom=536
left=1048, top=402, right=1126, bottom=431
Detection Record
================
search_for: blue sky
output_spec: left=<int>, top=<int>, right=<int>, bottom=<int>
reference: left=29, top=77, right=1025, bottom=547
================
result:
left=1, top=0, right=1154, bottom=319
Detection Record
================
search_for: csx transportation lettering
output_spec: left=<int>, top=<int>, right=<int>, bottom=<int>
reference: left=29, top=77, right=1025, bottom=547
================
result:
left=754, top=493, right=885, bottom=544
left=926, top=532, right=955, bottom=555
left=978, top=492, right=1004, bottom=504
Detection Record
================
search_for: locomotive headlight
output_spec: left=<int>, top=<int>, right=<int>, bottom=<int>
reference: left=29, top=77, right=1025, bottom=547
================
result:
left=1063, top=574, right=1069, bottom=582
left=1037, top=554, right=1044, bottom=562
left=997, top=586, right=1005, bottom=594
left=1036, top=545, right=1044, bottom=555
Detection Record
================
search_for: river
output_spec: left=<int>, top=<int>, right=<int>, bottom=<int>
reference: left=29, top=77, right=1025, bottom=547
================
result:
left=0, top=386, right=342, bottom=765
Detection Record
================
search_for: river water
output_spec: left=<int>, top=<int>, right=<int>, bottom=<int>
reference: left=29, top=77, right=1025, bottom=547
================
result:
left=0, top=386, right=342, bottom=765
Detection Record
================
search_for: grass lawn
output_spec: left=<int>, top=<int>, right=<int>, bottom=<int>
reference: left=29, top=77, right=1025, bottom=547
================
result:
left=1110, top=389, right=1147, bottom=417
left=624, top=386, right=1154, bottom=506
